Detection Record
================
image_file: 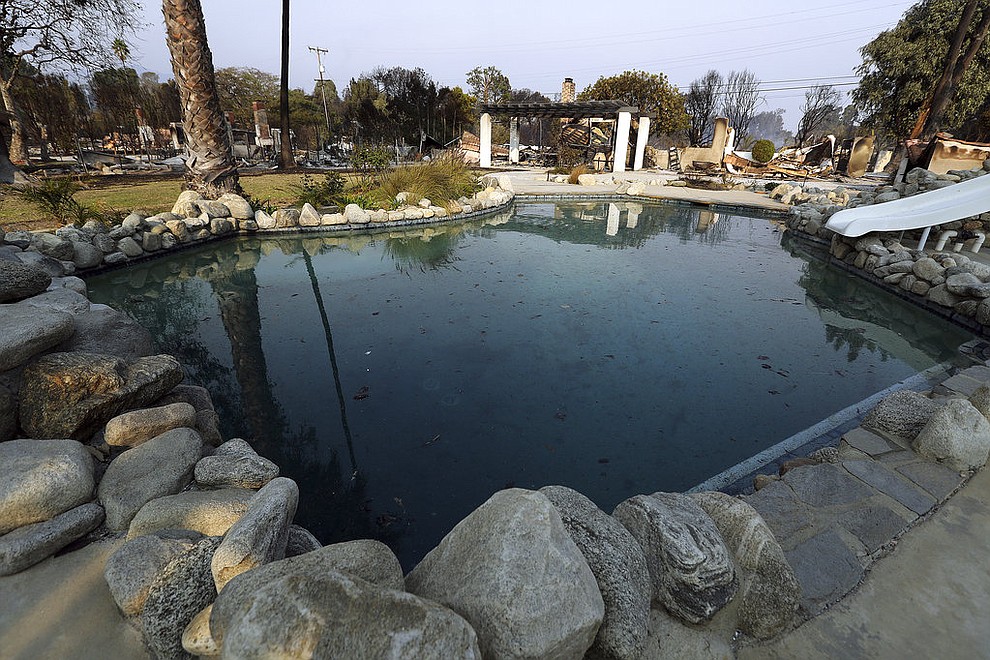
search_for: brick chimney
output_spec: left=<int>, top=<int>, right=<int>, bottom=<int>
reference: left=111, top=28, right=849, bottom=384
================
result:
left=561, top=78, right=576, bottom=103
left=253, top=102, right=271, bottom=139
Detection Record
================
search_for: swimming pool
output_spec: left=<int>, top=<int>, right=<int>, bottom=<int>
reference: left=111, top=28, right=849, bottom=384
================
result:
left=87, top=201, right=973, bottom=568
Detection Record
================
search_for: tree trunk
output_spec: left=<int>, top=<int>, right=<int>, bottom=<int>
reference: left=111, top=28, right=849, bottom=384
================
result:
left=925, top=5, right=990, bottom=135
left=912, top=0, right=981, bottom=138
left=162, top=0, right=240, bottom=196
left=278, top=0, right=294, bottom=169
left=0, top=82, right=29, bottom=164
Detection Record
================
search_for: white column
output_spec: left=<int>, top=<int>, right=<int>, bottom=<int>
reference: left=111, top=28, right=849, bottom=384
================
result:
left=480, top=113, right=492, bottom=169
left=612, top=111, right=632, bottom=173
left=606, top=203, right=620, bottom=236
left=626, top=202, right=642, bottom=229
left=509, top=118, right=520, bottom=164
left=633, top=116, right=650, bottom=171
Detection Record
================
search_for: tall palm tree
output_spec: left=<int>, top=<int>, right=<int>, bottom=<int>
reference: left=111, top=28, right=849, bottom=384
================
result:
left=161, top=0, right=240, bottom=195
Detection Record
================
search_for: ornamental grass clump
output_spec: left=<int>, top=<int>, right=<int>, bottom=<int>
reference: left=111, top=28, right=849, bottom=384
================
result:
left=568, top=163, right=590, bottom=184
left=375, top=154, right=477, bottom=207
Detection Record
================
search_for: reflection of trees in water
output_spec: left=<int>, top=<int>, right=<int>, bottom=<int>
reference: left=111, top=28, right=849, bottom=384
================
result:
left=384, top=230, right=464, bottom=274
left=823, top=324, right=888, bottom=363
left=86, top=240, right=398, bottom=549
left=786, top=233, right=965, bottom=363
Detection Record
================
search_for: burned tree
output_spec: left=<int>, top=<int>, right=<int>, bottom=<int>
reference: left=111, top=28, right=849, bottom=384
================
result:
left=685, top=70, right=722, bottom=146
left=719, top=69, right=762, bottom=142
left=797, top=84, right=842, bottom=147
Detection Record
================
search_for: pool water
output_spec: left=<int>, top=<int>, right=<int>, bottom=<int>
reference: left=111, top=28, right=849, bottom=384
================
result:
left=87, top=201, right=973, bottom=568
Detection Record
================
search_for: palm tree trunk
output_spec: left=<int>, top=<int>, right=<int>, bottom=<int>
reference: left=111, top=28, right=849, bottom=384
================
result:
left=0, top=82, right=29, bottom=165
left=278, top=0, right=294, bottom=169
left=161, top=0, right=240, bottom=196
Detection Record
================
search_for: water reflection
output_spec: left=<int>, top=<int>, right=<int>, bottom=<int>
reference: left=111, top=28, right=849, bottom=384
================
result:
left=86, top=203, right=972, bottom=569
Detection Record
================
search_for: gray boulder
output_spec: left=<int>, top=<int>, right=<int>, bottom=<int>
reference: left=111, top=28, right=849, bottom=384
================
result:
left=213, top=438, right=255, bottom=456
left=143, top=536, right=222, bottom=660
left=691, top=491, right=800, bottom=639
left=117, top=236, right=143, bottom=258
left=17, top=287, right=90, bottom=317
left=406, top=488, right=604, bottom=659
left=104, top=402, right=197, bottom=448
left=913, top=399, right=990, bottom=470
left=19, top=353, right=184, bottom=441
left=0, top=439, right=94, bottom=535
left=213, top=568, right=480, bottom=659
left=104, top=534, right=196, bottom=616
left=57, top=305, right=155, bottom=359
left=213, top=539, right=403, bottom=598
left=211, top=477, right=298, bottom=590
left=343, top=203, right=370, bottom=224
left=0, top=303, right=74, bottom=372
left=127, top=488, right=255, bottom=539
left=298, top=203, right=322, bottom=227
left=156, top=384, right=214, bottom=412
left=0, top=386, right=15, bottom=442
left=217, top=194, right=254, bottom=220
left=71, top=241, right=104, bottom=269
left=612, top=493, right=737, bottom=624
left=0, top=502, right=104, bottom=577
left=98, top=427, right=203, bottom=530
left=285, top=524, right=323, bottom=557
left=15, top=250, right=65, bottom=277
left=862, top=390, right=941, bottom=441
left=540, top=485, right=650, bottom=660
left=0, top=260, right=51, bottom=302
left=195, top=453, right=279, bottom=489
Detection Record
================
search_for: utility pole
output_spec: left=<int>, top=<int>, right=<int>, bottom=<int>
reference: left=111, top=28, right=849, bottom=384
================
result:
left=309, top=46, right=333, bottom=158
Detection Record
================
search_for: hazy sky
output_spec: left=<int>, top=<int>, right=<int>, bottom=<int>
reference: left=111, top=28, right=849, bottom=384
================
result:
left=130, top=0, right=918, bottom=130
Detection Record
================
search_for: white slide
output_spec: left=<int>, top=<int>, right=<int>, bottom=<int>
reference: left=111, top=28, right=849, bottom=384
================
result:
left=825, top=173, right=990, bottom=239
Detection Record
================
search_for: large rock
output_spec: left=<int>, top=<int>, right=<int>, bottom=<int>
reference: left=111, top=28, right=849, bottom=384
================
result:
left=211, top=477, right=298, bottom=590
left=862, top=390, right=941, bottom=441
left=0, top=386, right=15, bottom=442
left=217, top=194, right=254, bottom=220
left=0, top=439, right=94, bottom=535
left=0, top=260, right=51, bottom=302
left=127, top=488, right=255, bottom=539
left=577, top=173, right=598, bottom=186
left=343, top=203, right=370, bottom=224
left=540, top=485, right=650, bottom=660
left=104, top=402, right=197, bottom=448
left=298, top=203, right=322, bottom=227
left=17, top=287, right=90, bottom=317
left=98, top=427, right=203, bottom=530
left=0, top=303, right=74, bottom=372
left=19, top=353, right=184, bottom=441
left=57, top=305, right=155, bottom=359
left=285, top=524, right=323, bottom=557
left=104, top=534, right=196, bottom=616
left=211, top=568, right=480, bottom=659
left=0, top=503, right=104, bottom=577
left=913, top=399, right=990, bottom=470
left=143, top=536, right=222, bottom=660
left=406, top=488, right=604, bottom=659
left=211, top=539, right=403, bottom=598
left=71, top=241, right=104, bottom=269
left=691, top=491, right=800, bottom=639
left=194, top=451, right=279, bottom=490
left=612, top=493, right=737, bottom=625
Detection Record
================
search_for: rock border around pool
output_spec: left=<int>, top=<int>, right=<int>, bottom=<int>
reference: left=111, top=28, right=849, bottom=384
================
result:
left=0, top=174, right=516, bottom=279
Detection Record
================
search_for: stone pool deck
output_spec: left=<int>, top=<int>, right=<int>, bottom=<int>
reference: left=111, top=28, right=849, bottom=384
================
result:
left=499, top=168, right=793, bottom=213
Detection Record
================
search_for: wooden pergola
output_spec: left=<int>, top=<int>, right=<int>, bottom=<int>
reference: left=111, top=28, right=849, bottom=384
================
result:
left=478, top=101, right=654, bottom=173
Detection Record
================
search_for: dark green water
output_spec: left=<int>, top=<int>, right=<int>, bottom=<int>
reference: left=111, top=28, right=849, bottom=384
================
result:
left=87, top=201, right=972, bottom=568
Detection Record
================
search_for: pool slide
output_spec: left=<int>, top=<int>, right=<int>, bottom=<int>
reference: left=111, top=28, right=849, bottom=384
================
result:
left=824, top=172, right=990, bottom=250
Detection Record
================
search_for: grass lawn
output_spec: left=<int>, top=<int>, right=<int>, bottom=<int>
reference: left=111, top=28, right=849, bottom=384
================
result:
left=0, top=171, right=335, bottom=232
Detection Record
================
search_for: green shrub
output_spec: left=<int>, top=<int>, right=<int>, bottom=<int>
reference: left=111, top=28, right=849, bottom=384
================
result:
left=752, top=140, right=775, bottom=164
left=17, top=178, right=82, bottom=219
left=375, top=154, right=478, bottom=207
left=289, top=172, right=346, bottom=208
